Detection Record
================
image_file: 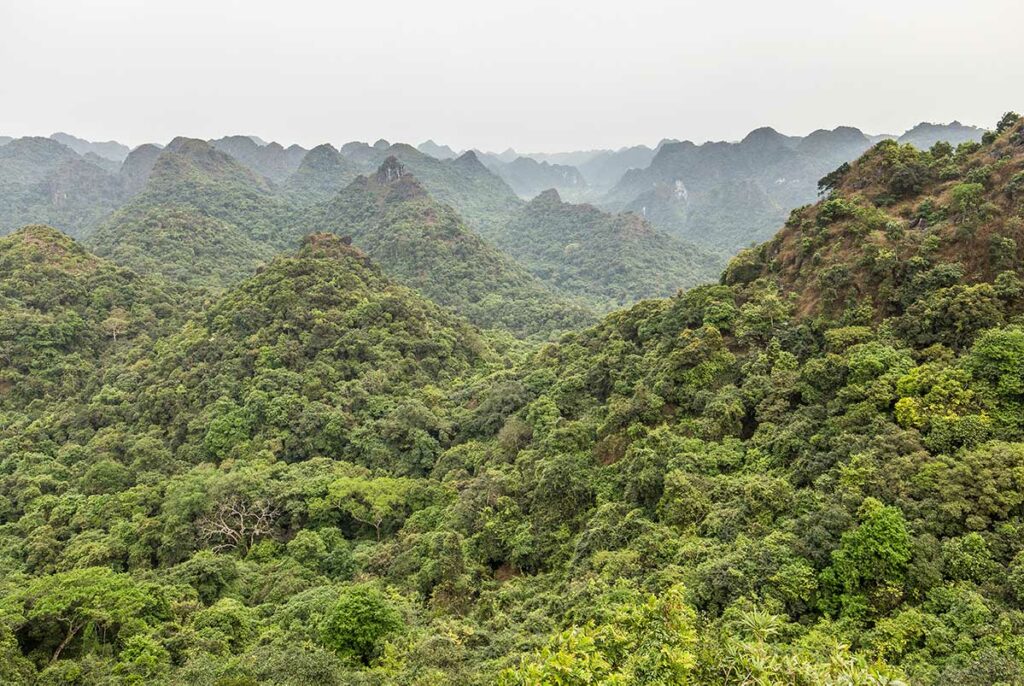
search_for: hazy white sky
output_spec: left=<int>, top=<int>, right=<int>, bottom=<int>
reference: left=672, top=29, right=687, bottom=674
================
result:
left=1, top=0, right=1021, bottom=152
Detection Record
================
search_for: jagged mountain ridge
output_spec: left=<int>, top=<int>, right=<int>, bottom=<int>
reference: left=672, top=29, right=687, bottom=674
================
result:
left=604, top=122, right=986, bottom=255
left=299, top=157, right=595, bottom=337
left=49, top=132, right=130, bottom=163
left=0, top=137, right=126, bottom=238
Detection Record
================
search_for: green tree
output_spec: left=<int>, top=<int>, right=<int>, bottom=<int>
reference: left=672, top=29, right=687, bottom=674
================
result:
left=319, top=584, right=403, bottom=664
left=823, top=498, right=912, bottom=617
left=19, top=567, right=163, bottom=663
left=322, top=475, right=421, bottom=540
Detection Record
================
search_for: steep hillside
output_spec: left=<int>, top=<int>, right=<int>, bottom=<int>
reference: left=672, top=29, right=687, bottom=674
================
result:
left=577, top=143, right=659, bottom=190
left=607, top=122, right=988, bottom=255
left=2, top=115, right=1024, bottom=686
left=88, top=205, right=276, bottom=288
left=283, top=144, right=361, bottom=203
left=417, top=139, right=458, bottom=159
left=606, top=127, right=866, bottom=253
left=115, top=232, right=497, bottom=465
left=0, top=225, right=186, bottom=409
left=0, top=137, right=125, bottom=237
left=118, top=143, right=164, bottom=196
left=337, top=142, right=524, bottom=234
left=727, top=113, right=1024, bottom=331
left=304, top=158, right=595, bottom=337
left=87, top=138, right=293, bottom=287
left=497, top=189, right=720, bottom=310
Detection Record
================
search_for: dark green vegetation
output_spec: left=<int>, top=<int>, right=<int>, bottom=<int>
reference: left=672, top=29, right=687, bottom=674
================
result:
left=0, top=225, right=191, bottom=409
left=284, top=144, right=362, bottom=204
left=86, top=138, right=290, bottom=289
left=0, top=114, right=1022, bottom=685
left=495, top=189, right=720, bottom=311
left=303, top=158, right=595, bottom=337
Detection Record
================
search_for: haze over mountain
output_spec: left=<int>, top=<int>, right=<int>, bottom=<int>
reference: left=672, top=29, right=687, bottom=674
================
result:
left=49, top=132, right=130, bottom=163
left=327, top=142, right=524, bottom=236
left=603, top=122, right=985, bottom=255
left=416, top=140, right=458, bottom=160
left=282, top=143, right=362, bottom=203
left=2, top=0, right=1023, bottom=681
left=0, top=136, right=125, bottom=237
left=209, top=135, right=308, bottom=183
left=476, top=154, right=589, bottom=200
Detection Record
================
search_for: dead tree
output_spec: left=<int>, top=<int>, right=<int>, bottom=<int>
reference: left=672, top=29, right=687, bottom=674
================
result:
left=198, top=497, right=279, bottom=553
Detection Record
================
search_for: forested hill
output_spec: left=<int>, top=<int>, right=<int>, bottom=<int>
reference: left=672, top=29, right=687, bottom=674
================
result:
left=1, top=113, right=1024, bottom=685
left=283, top=144, right=362, bottom=204
left=332, top=142, right=525, bottom=235
left=495, top=188, right=721, bottom=311
left=0, top=224, right=191, bottom=410
left=209, top=136, right=308, bottom=183
left=304, top=157, right=595, bottom=338
left=0, top=137, right=125, bottom=238
left=728, top=114, right=1024, bottom=328
left=86, top=138, right=292, bottom=288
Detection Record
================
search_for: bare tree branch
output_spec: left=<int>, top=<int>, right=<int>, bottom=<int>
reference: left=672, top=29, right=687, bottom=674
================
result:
left=198, top=497, right=279, bottom=553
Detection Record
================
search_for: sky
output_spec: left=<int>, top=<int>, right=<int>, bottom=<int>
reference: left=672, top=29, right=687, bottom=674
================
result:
left=1, top=0, right=1021, bottom=153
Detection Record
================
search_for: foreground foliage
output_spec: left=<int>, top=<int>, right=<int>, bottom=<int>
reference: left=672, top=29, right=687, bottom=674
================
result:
left=0, top=114, right=1022, bottom=685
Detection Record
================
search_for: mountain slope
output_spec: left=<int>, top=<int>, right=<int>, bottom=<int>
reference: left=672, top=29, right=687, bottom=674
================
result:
left=87, top=138, right=292, bottom=287
left=50, top=132, right=130, bottom=163
left=283, top=144, right=361, bottom=203
left=303, top=158, right=595, bottom=337
left=577, top=143, right=658, bottom=191
left=0, top=137, right=125, bottom=237
left=417, top=139, right=458, bottom=159
left=118, top=143, right=164, bottom=196
left=496, top=189, right=720, bottom=311
left=209, top=135, right=308, bottom=182
left=335, top=142, right=525, bottom=234
left=606, top=122, right=989, bottom=256
left=727, top=113, right=1024, bottom=330
left=0, top=225, right=185, bottom=409
left=3, top=114, right=1024, bottom=686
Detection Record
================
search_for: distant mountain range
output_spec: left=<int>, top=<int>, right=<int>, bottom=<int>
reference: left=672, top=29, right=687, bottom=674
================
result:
left=0, top=119, right=989, bottom=304
left=493, top=188, right=720, bottom=311
left=601, top=122, right=985, bottom=255
left=474, top=153, right=589, bottom=200
left=49, top=132, right=130, bottom=162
